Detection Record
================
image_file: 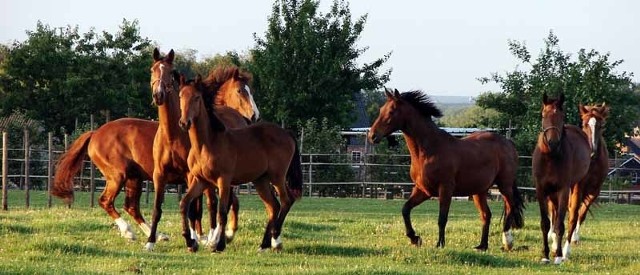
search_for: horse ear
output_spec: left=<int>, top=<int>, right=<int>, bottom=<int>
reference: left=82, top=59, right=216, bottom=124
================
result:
left=558, top=93, right=565, bottom=107
left=165, top=49, right=175, bottom=65
left=394, top=89, right=401, bottom=98
left=172, top=70, right=180, bottom=84
left=233, top=68, right=240, bottom=80
left=542, top=93, right=549, bottom=104
left=153, top=48, right=161, bottom=61
left=384, top=88, right=394, bottom=100
left=179, top=74, right=186, bottom=87
left=578, top=103, right=587, bottom=115
left=195, top=74, right=202, bottom=84
left=603, top=104, right=610, bottom=118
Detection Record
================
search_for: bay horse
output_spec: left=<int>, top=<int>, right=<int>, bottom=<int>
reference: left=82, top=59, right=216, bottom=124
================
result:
left=368, top=89, right=525, bottom=251
left=52, top=49, right=256, bottom=246
left=566, top=104, right=610, bottom=247
left=177, top=75, right=303, bottom=252
left=145, top=49, right=260, bottom=251
left=532, top=93, right=591, bottom=264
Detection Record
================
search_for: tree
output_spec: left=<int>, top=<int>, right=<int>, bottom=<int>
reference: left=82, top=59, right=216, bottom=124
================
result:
left=477, top=31, right=640, bottom=154
left=440, top=105, right=502, bottom=128
left=173, top=49, right=248, bottom=79
left=249, top=0, right=391, bottom=129
left=0, top=19, right=153, bottom=135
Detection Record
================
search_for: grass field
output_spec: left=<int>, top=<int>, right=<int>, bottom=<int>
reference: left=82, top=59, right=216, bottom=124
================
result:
left=1, top=190, right=639, bottom=274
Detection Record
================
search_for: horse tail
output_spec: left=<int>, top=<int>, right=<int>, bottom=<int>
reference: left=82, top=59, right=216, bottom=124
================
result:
left=286, top=132, right=303, bottom=201
left=509, top=185, right=526, bottom=229
left=51, top=131, right=93, bottom=204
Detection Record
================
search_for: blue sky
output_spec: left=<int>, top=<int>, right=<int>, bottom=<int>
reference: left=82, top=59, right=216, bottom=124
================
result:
left=1, top=0, right=639, bottom=96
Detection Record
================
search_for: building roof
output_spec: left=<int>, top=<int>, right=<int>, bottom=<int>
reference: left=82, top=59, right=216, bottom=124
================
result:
left=625, top=137, right=640, bottom=156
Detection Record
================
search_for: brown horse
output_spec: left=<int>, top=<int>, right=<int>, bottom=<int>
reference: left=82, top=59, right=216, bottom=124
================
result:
left=52, top=49, right=256, bottom=245
left=532, top=93, right=591, bottom=264
left=565, top=104, right=610, bottom=248
left=177, top=75, right=303, bottom=252
left=368, top=89, right=525, bottom=251
left=144, top=49, right=260, bottom=251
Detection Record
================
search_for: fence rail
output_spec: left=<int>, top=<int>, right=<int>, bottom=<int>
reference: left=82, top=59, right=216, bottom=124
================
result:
left=2, top=131, right=640, bottom=209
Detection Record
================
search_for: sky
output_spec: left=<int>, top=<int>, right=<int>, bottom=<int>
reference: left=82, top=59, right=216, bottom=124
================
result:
left=1, top=0, right=639, bottom=97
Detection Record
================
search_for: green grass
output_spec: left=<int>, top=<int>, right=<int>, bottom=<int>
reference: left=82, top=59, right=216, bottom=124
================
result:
left=1, top=190, right=639, bottom=274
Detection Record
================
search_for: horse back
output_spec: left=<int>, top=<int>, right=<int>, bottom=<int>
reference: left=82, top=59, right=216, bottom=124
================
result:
left=89, top=118, right=158, bottom=180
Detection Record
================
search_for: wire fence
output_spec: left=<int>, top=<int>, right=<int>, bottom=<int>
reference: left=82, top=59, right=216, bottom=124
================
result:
left=2, top=131, right=640, bottom=210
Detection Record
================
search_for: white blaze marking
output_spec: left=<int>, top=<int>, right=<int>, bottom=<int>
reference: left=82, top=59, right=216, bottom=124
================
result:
left=246, top=85, right=260, bottom=119
left=588, top=117, right=597, bottom=150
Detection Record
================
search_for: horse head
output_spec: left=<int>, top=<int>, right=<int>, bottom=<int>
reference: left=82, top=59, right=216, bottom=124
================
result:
left=369, top=88, right=404, bottom=144
left=579, top=103, right=609, bottom=157
left=178, top=74, right=203, bottom=131
left=150, top=48, right=175, bottom=106
left=204, top=66, right=259, bottom=123
left=541, top=92, right=566, bottom=153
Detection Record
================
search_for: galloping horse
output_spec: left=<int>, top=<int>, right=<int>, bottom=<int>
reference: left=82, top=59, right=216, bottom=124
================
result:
left=145, top=49, right=259, bottom=251
left=532, top=93, right=591, bottom=264
left=368, top=89, right=525, bottom=251
left=177, top=75, right=303, bottom=252
left=567, top=104, right=610, bottom=246
left=52, top=48, right=256, bottom=245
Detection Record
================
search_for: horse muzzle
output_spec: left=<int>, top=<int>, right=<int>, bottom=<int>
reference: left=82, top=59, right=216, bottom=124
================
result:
left=179, top=119, right=192, bottom=131
left=153, top=91, right=165, bottom=106
left=369, top=132, right=383, bottom=144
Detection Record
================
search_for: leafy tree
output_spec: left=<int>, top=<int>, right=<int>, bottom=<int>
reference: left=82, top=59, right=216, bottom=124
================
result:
left=249, top=0, right=391, bottom=128
left=0, top=19, right=153, bottom=135
left=173, top=49, right=248, bottom=79
left=440, top=105, right=502, bottom=128
left=477, top=31, right=640, bottom=154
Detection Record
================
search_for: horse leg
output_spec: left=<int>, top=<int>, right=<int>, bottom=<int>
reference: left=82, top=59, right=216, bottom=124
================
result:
left=254, top=178, right=280, bottom=251
left=471, top=193, right=491, bottom=251
left=202, top=186, right=218, bottom=248
left=436, top=190, right=453, bottom=248
left=552, top=189, right=569, bottom=264
left=537, top=190, right=551, bottom=263
left=144, top=173, right=167, bottom=251
left=402, top=187, right=429, bottom=246
left=574, top=185, right=600, bottom=244
left=226, top=191, right=240, bottom=243
left=211, top=177, right=232, bottom=252
left=270, top=175, right=295, bottom=251
left=564, top=183, right=581, bottom=260
left=99, top=176, right=134, bottom=240
left=180, top=178, right=206, bottom=253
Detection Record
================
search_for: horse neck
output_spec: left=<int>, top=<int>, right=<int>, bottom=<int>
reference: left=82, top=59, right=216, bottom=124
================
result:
left=187, top=101, right=221, bottom=154
left=157, top=91, right=184, bottom=139
left=401, top=113, right=451, bottom=157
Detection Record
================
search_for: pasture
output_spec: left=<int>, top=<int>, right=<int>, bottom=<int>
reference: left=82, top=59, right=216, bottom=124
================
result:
left=1, top=191, right=639, bottom=274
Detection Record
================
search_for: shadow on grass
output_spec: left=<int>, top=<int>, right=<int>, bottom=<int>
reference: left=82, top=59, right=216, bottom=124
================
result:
left=289, top=243, right=387, bottom=257
left=438, top=250, right=531, bottom=268
left=0, top=223, right=35, bottom=234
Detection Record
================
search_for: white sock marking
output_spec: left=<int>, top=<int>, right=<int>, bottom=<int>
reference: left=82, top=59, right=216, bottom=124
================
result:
left=502, top=230, right=514, bottom=249
left=139, top=223, right=152, bottom=237
left=271, top=236, right=282, bottom=248
left=562, top=240, right=571, bottom=260
left=571, top=222, right=581, bottom=242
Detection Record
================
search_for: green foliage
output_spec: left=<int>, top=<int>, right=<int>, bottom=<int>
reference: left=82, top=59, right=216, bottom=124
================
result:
left=299, top=117, right=344, bottom=154
left=0, top=19, right=153, bottom=135
left=477, top=31, right=640, bottom=154
left=440, top=105, right=502, bottom=128
left=173, top=49, right=248, bottom=79
left=249, top=0, right=391, bottom=128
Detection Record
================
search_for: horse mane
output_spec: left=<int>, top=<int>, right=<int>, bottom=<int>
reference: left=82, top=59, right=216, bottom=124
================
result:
left=202, top=66, right=252, bottom=95
left=399, top=90, right=443, bottom=119
left=185, top=77, right=226, bottom=132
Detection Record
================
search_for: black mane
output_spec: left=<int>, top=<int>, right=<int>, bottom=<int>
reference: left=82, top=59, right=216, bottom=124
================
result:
left=399, top=90, right=442, bottom=119
left=185, top=78, right=226, bottom=132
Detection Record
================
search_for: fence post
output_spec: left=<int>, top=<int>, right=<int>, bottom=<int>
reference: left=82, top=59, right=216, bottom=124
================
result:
left=2, top=132, right=8, bottom=210
left=47, top=132, right=53, bottom=208
left=308, top=154, right=313, bottom=197
left=362, top=131, right=369, bottom=198
left=64, top=133, right=68, bottom=151
left=90, top=114, right=95, bottom=207
left=24, top=129, right=30, bottom=209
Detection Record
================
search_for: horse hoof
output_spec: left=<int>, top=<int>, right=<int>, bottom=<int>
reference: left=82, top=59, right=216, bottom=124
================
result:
left=144, top=242, right=155, bottom=251
left=553, top=257, right=563, bottom=265
left=214, top=243, right=226, bottom=252
left=257, top=247, right=270, bottom=253
left=272, top=243, right=283, bottom=252
left=474, top=245, right=488, bottom=252
left=410, top=236, right=422, bottom=247
left=188, top=244, right=198, bottom=253
left=540, top=258, right=550, bottom=264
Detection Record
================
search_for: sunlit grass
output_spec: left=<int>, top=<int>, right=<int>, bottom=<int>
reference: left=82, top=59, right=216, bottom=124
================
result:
left=0, top=191, right=639, bottom=274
